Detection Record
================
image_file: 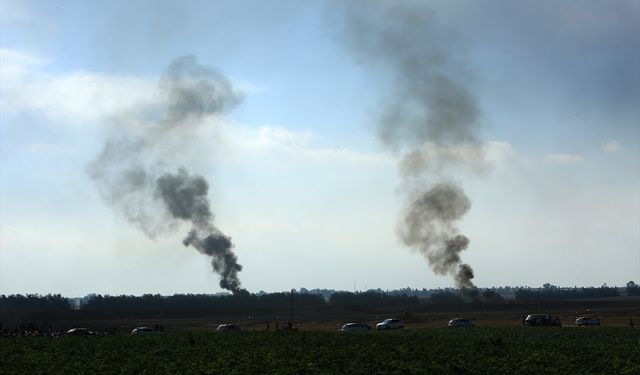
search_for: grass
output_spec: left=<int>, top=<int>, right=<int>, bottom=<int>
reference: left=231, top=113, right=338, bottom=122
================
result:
left=1, top=327, right=638, bottom=374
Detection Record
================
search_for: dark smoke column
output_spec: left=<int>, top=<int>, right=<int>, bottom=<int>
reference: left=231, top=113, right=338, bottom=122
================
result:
left=88, top=56, right=245, bottom=294
left=335, top=1, right=482, bottom=290
left=156, top=169, right=244, bottom=293
left=400, top=184, right=474, bottom=289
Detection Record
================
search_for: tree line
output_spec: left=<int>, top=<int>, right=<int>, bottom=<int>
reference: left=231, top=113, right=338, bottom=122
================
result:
left=514, top=286, right=620, bottom=302
left=2, top=282, right=638, bottom=320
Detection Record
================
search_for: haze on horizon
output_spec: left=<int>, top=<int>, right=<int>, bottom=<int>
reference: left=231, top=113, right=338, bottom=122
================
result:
left=1, top=0, right=638, bottom=296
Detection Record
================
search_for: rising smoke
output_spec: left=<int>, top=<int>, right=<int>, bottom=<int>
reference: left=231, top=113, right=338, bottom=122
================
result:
left=88, top=56, right=245, bottom=294
left=337, top=1, right=483, bottom=290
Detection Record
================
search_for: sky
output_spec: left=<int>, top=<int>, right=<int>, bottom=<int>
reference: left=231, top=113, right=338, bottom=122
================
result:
left=1, top=0, right=638, bottom=296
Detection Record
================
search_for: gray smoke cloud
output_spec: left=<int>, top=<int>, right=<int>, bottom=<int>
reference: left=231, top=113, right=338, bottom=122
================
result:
left=336, top=1, right=483, bottom=290
left=88, top=56, right=246, bottom=294
left=400, top=184, right=474, bottom=289
left=157, top=169, right=243, bottom=292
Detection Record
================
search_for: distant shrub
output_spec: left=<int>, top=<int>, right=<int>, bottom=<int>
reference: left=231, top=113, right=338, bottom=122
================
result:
left=514, top=287, right=619, bottom=302
left=430, top=291, right=464, bottom=304
left=329, top=291, right=419, bottom=308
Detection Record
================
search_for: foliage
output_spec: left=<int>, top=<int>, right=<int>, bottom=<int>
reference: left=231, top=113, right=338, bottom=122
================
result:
left=0, top=294, right=71, bottom=321
left=1, top=327, right=638, bottom=374
left=82, top=293, right=326, bottom=319
left=627, top=281, right=640, bottom=296
left=430, top=291, right=465, bottom=304
left=514, top=287, right=619, bottom=302
left=329, top=291, right=420, bottom=308
left=0, top=294, right=69, bottom=309
left=482, top=290, right=505, bottom=303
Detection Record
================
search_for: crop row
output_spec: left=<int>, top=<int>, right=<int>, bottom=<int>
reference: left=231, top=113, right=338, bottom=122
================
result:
left=1, top=327, right=638, bottom=374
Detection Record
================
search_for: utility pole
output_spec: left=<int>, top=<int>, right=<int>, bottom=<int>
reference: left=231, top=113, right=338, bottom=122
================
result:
left=290, top=289, right=294, bottom=328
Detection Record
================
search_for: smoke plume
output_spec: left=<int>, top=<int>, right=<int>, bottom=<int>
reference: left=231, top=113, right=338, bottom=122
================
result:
left=88, top=56, right=245, bottom=293
left=337, top=1, right=483, bottom=290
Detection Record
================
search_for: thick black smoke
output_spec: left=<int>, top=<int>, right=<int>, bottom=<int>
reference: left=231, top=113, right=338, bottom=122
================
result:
left=156, top=169, right=243, bottom=293
left=88, top=56, right=245, bottom=293
left=336, top=1, right=482, bottom=290
left=400, top=184, right=473, bottom=288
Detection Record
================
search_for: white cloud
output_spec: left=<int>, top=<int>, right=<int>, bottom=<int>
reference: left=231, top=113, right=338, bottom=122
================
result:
left=0, top=48, right=156, bottom=123
left=231, top=78, right=266, bottom=95
left=544, top=153, right=584, bottom=164
left=601, top=140, right=622, bottom=153
left=222, top=124, right=392, bottom=165
left=0, top=0, right=34, bottom=25
left=484, top=141, right=515, bottom=163
left=1, top=48, right=390, bottom=169
left=22, top=141, right=69, bottom=154
left=255, top=125, right=313, bottom=148
left=0, top=48, right=47, bottom=73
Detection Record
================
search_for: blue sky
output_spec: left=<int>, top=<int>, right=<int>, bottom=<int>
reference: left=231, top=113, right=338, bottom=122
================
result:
left=1, top=0, right=638, bottom=296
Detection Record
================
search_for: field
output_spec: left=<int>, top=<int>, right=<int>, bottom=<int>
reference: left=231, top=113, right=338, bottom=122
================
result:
left=2, top=327, right=638, bottom=374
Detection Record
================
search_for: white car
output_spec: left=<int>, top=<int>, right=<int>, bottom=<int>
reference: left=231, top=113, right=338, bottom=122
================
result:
left=376, top=319, right=404, bottom=330
left=341, top=323, right=371, bottom=332
left=448, top=318, right=474, bottom=328
left=575, top=317, right=601, bottom=327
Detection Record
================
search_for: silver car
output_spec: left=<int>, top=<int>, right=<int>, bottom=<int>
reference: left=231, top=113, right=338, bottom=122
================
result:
left=341, top=323, right=371, bottom=332
left=376, top=319, right=404, bottom=330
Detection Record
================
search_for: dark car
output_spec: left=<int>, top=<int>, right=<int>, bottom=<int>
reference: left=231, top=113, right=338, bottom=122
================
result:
left=448, top=318, right=474, bottom=328
left=131, top=327, right=162, bottom=335
left=524, top=314, right=561, bottom=326
left=216, top=324, right=242, bottom=332
left=575, top=317, right=601, bottom=327
left=66, top=328, right=93, bottom=336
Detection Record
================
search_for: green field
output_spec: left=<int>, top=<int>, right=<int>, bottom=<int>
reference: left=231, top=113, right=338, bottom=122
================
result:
left=2, top=327, right=638, bottom=374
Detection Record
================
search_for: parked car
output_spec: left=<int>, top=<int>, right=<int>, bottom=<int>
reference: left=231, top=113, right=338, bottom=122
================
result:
left=376, top=319, right=404, bottom=330
left=575, top=317, right=601, bottom=327
left=341, top=323, right=371, bottom=332
left=448, top=318, right=474, bottom=328
left=216, top=324, right=242, bottom=332
left=66, top=328, right=93, bottom=336
left=524, top=314, right=561, bottom=326
left=131, top=327, right=161, bottom=335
